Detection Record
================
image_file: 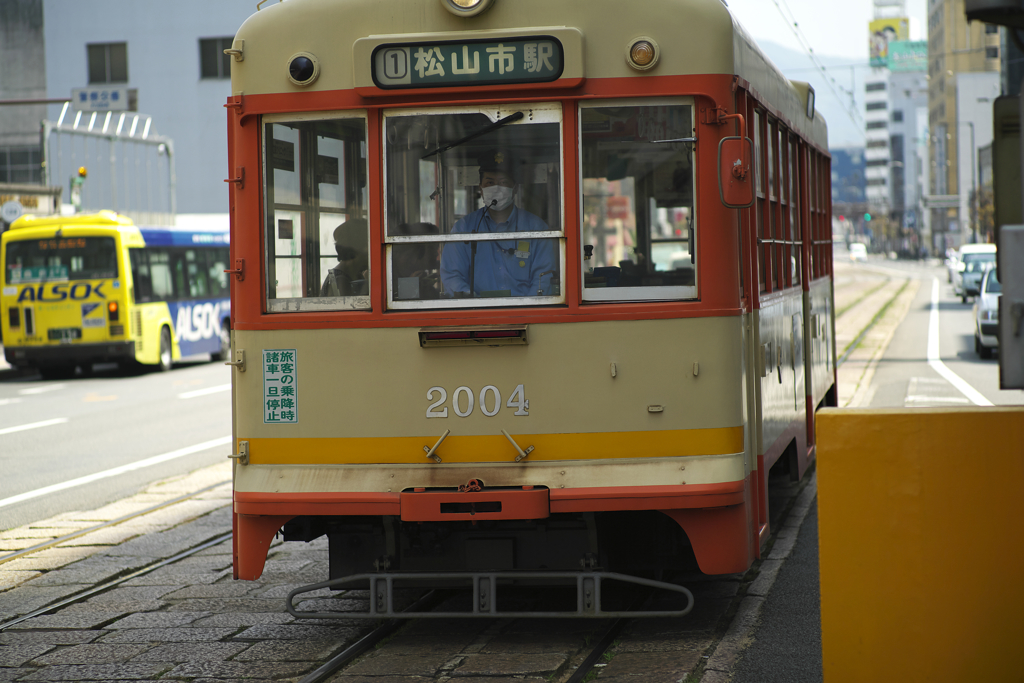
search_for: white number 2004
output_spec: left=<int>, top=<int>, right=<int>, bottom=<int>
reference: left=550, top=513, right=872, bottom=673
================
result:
left=426, top=384, right=529, bottom=418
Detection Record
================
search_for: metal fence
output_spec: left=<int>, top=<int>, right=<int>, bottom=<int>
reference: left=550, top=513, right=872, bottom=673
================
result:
left=43, top=103, right=176, bottom=226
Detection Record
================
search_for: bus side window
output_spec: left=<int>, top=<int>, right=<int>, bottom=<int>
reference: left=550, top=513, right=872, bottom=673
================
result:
left=148, top=249, right=175, bottom=301
left=207, top=248, right=229, bottom=298
left=170, top=250, right=188, bottom=300
left=129, top=249, right=153, bottom=303
left=184, top=249, right=209, bottom=298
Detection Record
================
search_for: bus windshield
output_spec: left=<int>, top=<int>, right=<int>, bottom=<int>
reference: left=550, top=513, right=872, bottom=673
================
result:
left=5, top=236, right=118, bottom=283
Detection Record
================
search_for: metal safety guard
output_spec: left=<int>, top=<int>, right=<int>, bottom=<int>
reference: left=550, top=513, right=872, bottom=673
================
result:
left=286, top=571, right=694, bottom=619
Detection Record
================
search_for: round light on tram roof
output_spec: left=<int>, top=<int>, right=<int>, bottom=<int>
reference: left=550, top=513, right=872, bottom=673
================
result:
left=287, top=52, right=320, bottom=86
left=440, top=0, right=495, bottom=17
left=626, top=37, right=660, bottom=71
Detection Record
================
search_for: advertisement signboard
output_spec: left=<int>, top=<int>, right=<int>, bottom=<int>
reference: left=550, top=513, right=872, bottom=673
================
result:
left=889, top=40, right=928, bottom=73
left=869, top=18, right=910, bottom=68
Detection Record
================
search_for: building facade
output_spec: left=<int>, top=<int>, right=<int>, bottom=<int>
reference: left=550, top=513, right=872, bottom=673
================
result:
left=28, top=0, right=254, bottom=222
left=927, top=0, right=1001, bottom=250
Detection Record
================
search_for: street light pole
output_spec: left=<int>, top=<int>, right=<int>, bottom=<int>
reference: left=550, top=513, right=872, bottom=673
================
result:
left=959, top=120, right=977, bottom=244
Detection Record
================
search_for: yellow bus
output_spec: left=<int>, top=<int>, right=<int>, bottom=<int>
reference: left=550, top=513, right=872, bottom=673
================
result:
left=1, top=211, right=230, bottom=378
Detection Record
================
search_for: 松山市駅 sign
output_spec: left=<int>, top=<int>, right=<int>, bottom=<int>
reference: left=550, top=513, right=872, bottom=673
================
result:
left=372, top=37, right=563, bottom=89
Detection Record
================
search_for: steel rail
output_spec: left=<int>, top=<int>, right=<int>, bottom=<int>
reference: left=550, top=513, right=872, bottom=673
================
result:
left=0, top=479, right=232, bottom=566
left=564, top=615, right=631, bottom=683
left=836, top=278, right=911, bottom=368
left=297, top=591, right=443, bottom=683
left=0, top=531, right=232, bottom=631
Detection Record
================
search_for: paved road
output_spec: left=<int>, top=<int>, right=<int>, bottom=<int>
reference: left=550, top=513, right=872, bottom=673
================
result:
left=730, top=256, right=1021, bottom=683
left=0, top=359, right=232, bottom=532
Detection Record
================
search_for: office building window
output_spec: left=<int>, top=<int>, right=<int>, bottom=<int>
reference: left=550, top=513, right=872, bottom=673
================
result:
left=866, top=101, right=888, bottom=111
left=200, top=37, right=233, bottom=79
left=866, top=82, right=886, bottom=92
left=88, top=43, right=128, bottom=84
left=892, top=110, right=904, bottom=122
left=866, top=121, right=888, bottom=130
left=985, top=23, right=999, bottom=34
left=986, top=47, right=999, bottom=59
left=0, top=146, right=43, bottom=184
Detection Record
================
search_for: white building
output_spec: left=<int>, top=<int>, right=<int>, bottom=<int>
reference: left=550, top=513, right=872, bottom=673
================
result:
left=41, top=0, right=255, bottom=225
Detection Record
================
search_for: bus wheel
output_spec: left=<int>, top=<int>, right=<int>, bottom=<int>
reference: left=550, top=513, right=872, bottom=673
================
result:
left=159, top=327, right=173, bottom=372
left=211, top=320, right=230, bottom=362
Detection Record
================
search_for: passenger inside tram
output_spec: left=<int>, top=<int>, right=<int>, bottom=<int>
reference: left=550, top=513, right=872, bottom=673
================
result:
left=319, top=219, right=369, bottom=297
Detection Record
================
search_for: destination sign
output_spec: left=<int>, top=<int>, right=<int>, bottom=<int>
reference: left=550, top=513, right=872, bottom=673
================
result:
left=372, top=37, right=563, bottom=89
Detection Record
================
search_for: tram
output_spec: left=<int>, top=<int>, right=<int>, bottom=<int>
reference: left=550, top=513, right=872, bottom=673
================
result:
left=226, top=0, right=836, bottom=608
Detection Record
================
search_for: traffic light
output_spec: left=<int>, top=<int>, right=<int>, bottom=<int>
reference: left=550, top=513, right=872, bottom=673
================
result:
left=838, top=215, right=845, bottom=221
left=864, top=213, right=872, bottom=222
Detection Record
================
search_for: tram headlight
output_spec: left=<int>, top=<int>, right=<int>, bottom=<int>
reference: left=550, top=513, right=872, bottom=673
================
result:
left=440, top=0, right=495, bottom=17
left=626, top=37, right=660, bottom=71
left=287, top=52, right=320, bottom=86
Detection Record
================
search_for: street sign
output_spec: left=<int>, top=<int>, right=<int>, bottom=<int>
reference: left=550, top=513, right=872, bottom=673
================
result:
left=1, top=201, right=24, bottom=224
left=71, top=87, right=138, bottom=112
left=923, top=194, right=960, bottom=209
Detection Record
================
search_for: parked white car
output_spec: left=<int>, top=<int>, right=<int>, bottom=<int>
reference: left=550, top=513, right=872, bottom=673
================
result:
left=849, top=243, right=867, bottom=262
left=973, top=267, right=1001, bottom=359
left=954, top=243, right=997, bottom=302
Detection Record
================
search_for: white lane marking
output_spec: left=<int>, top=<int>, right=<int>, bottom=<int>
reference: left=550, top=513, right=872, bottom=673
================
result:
left=0, top=435, right=232, bottom=510
left=178, top=384, right=231, bottom=399
left=0, top=398, right=24, bottom=407
left=0, top=418, right=68, bottom=436
left=928, top=278, right=994, bottom=407
left=19, top=384, right=66, bottom=395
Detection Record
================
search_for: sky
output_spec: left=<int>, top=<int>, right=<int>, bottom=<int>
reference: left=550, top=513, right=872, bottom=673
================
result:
left=724, top=0, right=929, bottom=146
left=725, top=0, right=929, bottom=60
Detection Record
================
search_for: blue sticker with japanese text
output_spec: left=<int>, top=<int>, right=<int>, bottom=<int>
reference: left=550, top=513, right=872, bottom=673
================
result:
left=263, top=349, right=297, bottom=424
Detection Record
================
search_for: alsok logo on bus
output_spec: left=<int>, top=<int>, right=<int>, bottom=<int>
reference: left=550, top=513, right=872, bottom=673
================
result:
left=16, top=282, right=108, bottom=302
left=173, top=302, right=223, bottom=343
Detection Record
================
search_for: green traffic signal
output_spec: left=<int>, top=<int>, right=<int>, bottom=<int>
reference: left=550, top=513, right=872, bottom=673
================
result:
left=864, top=213, right=872, bottom=222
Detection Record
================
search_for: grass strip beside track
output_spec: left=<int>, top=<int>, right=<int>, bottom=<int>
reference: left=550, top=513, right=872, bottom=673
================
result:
left=837, top=278, right=911, bottom=367
left=835, top=277, right=891, bottom=318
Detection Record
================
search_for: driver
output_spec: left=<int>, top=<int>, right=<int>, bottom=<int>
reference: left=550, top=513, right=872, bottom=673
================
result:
left=440, top=149, right=557, bottom=298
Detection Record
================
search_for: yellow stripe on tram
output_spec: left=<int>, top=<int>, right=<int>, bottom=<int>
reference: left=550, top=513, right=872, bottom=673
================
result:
left=242, top=426, right=744, bottom=465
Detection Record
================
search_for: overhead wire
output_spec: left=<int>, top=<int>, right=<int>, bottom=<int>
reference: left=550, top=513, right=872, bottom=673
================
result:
left=765, top=0, right=867, bottom=135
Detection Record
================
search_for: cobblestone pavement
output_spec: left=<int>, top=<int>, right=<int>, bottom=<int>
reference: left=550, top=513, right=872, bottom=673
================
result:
left=0, top=262, right=905, bottom=682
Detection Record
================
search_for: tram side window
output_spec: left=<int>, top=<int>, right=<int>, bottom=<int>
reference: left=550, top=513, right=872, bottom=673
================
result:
left=580, top=102, right=696, bottom=301
left=383, top=104, right=563, bottom=307
left=263, top=114, right=369, bottom=312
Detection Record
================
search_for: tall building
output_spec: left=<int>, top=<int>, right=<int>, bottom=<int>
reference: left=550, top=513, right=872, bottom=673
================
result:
left=0, top=0, right=45, bottom=185
left=927, top=0, right=1001, bottom=250
left=888, top=41, right=929, bottom=254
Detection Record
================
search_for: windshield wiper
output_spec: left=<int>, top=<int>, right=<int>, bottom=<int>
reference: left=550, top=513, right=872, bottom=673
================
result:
left=421, top=111, right=525, bottom=159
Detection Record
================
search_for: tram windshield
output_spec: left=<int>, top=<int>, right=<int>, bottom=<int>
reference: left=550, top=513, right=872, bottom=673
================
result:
left=580, top=101, right=697, bottom=301
left=383, top=104, right=563, bottom=308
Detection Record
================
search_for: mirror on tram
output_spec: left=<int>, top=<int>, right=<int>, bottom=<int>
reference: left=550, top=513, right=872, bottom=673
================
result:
left=718, top=137, right=754, bottom=208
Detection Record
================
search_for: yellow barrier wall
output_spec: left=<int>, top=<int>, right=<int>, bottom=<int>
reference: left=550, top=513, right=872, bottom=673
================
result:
left=817, top=407, right=1024, bottom=683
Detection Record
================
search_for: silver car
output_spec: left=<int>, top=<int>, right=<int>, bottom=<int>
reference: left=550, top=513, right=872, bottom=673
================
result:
left=973, top=267, right=1001, bottom=359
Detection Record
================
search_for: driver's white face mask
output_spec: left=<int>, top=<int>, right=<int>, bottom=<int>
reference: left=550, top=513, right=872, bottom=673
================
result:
left=482, top=184, right=515, bottom=212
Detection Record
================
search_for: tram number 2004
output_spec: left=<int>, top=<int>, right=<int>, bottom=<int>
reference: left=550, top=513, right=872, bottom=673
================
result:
left=426, top=384, right=529, bottom=418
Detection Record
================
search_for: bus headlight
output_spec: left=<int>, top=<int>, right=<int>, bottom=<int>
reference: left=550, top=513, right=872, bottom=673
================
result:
left=440, top=0, right=495, bottom=17
left=626, top=37, right=660, bottom=71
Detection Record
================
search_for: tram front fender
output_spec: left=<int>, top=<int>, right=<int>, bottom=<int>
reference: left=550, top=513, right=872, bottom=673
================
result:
left=233, top=513, right=295, bottom=580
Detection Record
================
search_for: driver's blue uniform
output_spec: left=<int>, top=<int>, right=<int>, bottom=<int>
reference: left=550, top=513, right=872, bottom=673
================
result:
left=440, top=206, right=557, bottom=297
